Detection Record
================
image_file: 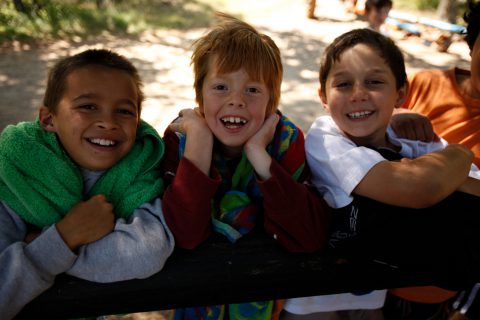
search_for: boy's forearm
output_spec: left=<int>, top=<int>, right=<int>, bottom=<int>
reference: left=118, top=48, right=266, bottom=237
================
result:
left=245, top=145, right=272, bottom=180
left=418, top=144, right=473, bottom=189
left=162, top=157, right=220, bottom=249
left=67, top=199, right=175, bottom=282
left=261, top=161, right=330, bottom=252
left=0, top=224, right=76, bottom=320
left=183, top=128, right=213, bottom=176
left=458, top=177, right=480, bottom=197
left=356, top=144, right=473, bottom=208
left=397, top=144, right=473, bottom=206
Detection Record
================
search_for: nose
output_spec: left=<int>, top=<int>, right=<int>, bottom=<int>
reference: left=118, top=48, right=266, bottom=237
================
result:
left=228, top=91, right=246, bottom=108
left=350, top=83, right=368, bottom=102
left=96, top=112, right=119, bottom=130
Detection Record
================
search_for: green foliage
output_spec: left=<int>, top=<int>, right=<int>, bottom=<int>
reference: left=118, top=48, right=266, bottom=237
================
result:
left=394, top=0, right=438, bottom=11
left=395, top=0, right=469, bottom=11
left=416, top=0, right=439, bottom=10
left=0, top=0, right=219, bottom=43
left=393, top=0, right=468, bottom=21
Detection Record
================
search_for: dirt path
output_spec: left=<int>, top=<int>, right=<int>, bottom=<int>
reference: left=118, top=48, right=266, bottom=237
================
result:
left=0, top=0, right=471, bottom=134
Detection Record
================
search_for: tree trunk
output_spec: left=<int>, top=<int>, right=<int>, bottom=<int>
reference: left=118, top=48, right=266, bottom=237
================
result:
left=12, top=0, right=28, bottom=13
left=96, top=0, right=111, bottom=9
left=307, top=0, right=316, bottom=18
left=12, top=0, right=44, bottom=14
left=437, top=0, right=458, bottom=23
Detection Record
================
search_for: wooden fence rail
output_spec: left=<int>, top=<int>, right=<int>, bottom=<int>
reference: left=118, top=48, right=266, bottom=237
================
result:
left=16, top=231, right=435, bottom=319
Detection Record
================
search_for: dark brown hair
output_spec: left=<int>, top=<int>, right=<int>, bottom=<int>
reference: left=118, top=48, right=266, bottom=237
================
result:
left=43, top=49, right=144, bottom=114
left=319, top=28, right=407, bottom=97
left=465, top=0, right=480, bottom=51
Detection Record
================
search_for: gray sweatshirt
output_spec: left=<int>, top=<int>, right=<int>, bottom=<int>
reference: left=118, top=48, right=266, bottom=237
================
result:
left=0, top=169, right=175, bottom=320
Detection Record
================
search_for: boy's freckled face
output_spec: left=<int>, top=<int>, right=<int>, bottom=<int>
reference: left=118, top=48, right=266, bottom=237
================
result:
left=322, top=43, right=405, bottom=147
left=200, top=60, right=269, bottom=157
left=47, top=65, right=139, bottom=171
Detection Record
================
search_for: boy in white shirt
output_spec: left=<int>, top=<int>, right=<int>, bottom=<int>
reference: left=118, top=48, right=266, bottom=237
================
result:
left=281, top=28, right=480, bottom=320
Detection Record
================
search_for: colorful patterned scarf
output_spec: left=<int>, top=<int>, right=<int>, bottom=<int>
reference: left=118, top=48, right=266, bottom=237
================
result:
left=175, top=112, right=304, bottom=320
left=174, top=302, right=274, bottom=320
left=0, top=119, right=164, bottom=227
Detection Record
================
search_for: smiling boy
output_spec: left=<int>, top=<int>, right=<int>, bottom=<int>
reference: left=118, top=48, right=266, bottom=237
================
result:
left=281, top=28, right=480, bottom=320
left=0, top=49, right=174, bottom=319
left=42, top=64, right=139, bottom=171
left=160, top=12, right=331, bottom=320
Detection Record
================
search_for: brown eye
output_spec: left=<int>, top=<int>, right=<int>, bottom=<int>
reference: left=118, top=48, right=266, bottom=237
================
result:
left=79, top=104, right=96, bottom=110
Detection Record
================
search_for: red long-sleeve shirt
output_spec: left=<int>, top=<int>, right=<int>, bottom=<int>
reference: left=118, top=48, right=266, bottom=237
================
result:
left=161, top=127, right=331, bottom=252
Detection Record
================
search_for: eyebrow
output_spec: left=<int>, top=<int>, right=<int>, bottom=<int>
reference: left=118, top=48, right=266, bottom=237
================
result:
left=331, top=68, right=389, bottom=78
left=72, top=94, right=137, bottom=108
left=72, top=93, right=99, bottom=101
left=73, top=93, right=136, bottom=105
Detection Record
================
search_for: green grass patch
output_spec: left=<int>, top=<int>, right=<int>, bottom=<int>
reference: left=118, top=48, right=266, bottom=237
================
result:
left=0, top=0, right=224, bottom=44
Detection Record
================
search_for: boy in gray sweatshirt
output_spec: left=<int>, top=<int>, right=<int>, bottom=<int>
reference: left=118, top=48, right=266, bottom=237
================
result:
left=0, top=49, right=174, bottom=319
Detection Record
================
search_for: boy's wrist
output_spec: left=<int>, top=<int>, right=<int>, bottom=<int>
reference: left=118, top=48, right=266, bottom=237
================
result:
left=55, top=220, right=81, bottom=252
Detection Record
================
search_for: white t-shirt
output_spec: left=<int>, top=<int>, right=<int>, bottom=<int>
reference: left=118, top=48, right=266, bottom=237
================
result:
left=304, top=116, right=458, bottom=209
left=284, top=115, right=479, bottom=314
left=284, top=290, right=388, bottom=314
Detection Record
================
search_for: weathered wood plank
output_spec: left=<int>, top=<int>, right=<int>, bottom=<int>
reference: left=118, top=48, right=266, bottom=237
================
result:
left=16, top=231, right=431, bottom=319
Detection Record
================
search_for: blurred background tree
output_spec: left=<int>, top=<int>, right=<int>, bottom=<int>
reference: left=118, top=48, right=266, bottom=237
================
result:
left=0, top=0, right=471, bottom=44
left=0, top=0, right=219, bottom=43
left=395, top=0, right=468, bottom=23
left=437, top=0, right=458, bottom=22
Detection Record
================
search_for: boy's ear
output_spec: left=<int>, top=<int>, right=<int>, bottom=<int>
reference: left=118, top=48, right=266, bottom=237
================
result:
left=39, top=106, right=56, bottom=132
left=394, top=83, right=409, bottom=109
left=318, top=87, right=331, bottom=112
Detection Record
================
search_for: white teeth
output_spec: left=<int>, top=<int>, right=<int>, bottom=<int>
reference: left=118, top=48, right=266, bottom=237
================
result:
left=348, top=111, right=372, bottom=119
left=89, top=138, right=116, bottom=146
left=221, top=117, right=247, bottom=124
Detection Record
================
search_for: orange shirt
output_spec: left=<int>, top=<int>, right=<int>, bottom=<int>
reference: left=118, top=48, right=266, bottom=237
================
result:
left=404, top=68, right=480, bottom=168
left=395, top=68, right=480, bottom=303
left=388, top=286, right=456, bottom=304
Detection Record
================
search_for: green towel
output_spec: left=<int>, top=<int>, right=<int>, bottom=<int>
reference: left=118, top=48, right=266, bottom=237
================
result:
left=0, top=119, right=164, bottom=228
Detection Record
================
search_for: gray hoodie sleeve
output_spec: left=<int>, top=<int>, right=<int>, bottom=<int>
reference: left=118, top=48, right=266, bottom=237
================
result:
left=0, top=203, right=77, bottom=320
left=66, top=197, right=175, bottom=282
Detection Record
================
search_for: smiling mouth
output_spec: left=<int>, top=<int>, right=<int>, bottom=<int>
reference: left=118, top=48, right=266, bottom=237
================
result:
left=87, top=138, right=117, bottom=147
left=347, top=111, right=373, bottom=119
left=220, top=116, right=247, bottom=129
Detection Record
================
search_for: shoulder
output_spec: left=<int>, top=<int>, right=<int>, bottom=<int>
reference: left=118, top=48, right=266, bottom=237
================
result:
left=306, top=116, right=345, bottom=146
left=409, top=68, right=450, bottom=85
left=307, top=116, right=338, bottom=134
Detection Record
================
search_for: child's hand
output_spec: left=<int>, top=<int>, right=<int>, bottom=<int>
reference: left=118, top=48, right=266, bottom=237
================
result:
left=245, top=113, right=280, bottom=151
left=244, top=113, right=280, bottom=180
left=170, top=108, right=214, bottom=176
left=56, top=194, right=115, bottom=251
left=169, top=108, right=212, bottom=138
left=390, top=111, right=439, bottom=142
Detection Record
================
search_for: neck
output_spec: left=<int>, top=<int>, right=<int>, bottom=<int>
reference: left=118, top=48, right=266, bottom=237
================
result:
left=456, top=72, right=480, bottom=99
left=221, top=145, right=243, bottom=160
